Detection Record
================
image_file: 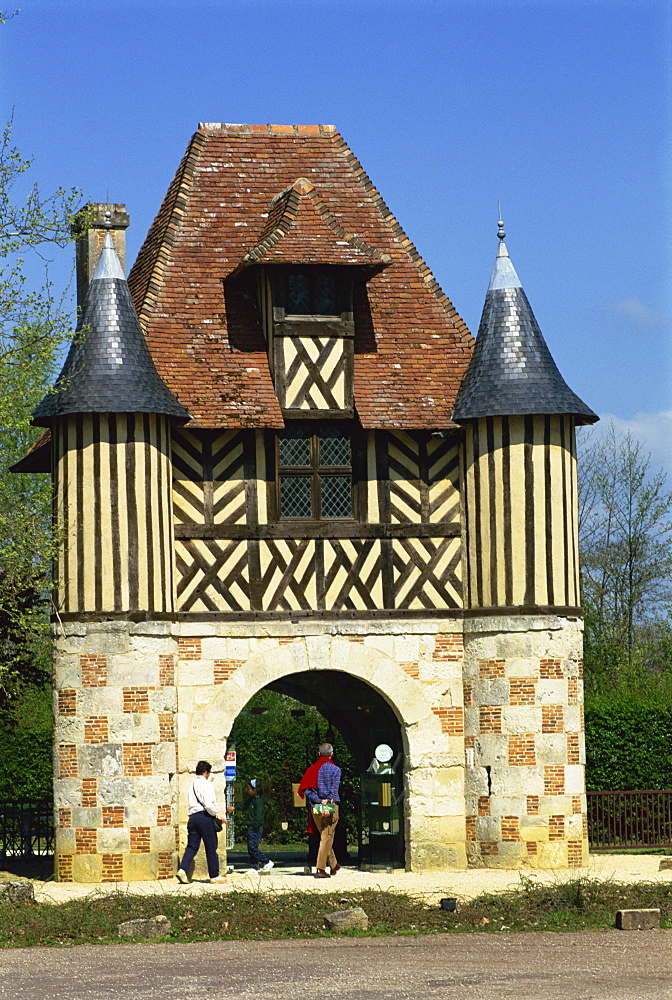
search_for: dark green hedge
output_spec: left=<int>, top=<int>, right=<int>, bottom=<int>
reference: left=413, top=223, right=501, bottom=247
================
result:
left=585, top=696, right=672, bottom=791
left=0, top=728, right=52, bottom=799
left=0, top=684, right=52, bottom=800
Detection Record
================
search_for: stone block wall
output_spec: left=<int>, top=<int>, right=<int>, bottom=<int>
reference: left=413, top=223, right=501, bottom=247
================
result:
left=52, top=614, right=587, bottom=880
left=52, top=622, right=180, bottom=882
left=53, top=617, right=469, bottom=879
left=463, top=614, right=588, bottom=868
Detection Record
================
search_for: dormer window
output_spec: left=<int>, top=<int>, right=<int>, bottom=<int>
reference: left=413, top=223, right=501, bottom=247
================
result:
left=262, top=265, right=355, bottom=417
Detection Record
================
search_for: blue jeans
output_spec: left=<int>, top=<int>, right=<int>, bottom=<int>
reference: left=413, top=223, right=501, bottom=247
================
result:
left=247, top=826, right=269, bottom=868
left=180, top=810, right=219, bottom=878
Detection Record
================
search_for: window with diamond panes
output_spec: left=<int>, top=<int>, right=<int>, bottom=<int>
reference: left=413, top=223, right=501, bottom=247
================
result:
left=278, top=425, right=353, bottom=519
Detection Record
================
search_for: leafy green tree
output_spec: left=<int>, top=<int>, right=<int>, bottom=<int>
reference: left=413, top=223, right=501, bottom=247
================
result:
left=578, top=423, right=672, bottom=694
left=0, top=118, right=84, bottom=718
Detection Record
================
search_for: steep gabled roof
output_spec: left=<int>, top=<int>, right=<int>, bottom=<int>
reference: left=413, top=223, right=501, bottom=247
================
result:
left=32, top=233, right=190, bottom=426
left=453, top=230, right=598, bottom=424
left=127, top=123, right=473, bottom=429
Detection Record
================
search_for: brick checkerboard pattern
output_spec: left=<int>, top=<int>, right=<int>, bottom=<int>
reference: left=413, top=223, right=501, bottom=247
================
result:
left=463, top=634, right=587, bottom=869
left=53, top=644, right=179, bottom=882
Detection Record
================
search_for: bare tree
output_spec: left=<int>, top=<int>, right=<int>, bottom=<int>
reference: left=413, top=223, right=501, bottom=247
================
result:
left=578, top=423, right=672, bottom=691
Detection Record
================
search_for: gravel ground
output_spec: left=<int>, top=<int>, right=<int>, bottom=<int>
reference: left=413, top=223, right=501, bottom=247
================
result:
left=29, top=853, right=672, bottom=906
left=1, top=930, right=671, bottom=1000
left=2, top=854, right=670, bottom=1000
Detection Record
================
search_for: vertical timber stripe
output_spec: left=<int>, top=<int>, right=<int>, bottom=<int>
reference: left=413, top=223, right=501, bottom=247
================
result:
left=570, top=428, right=580, bottom=605
left=108, top=415, right=122, bottom=608
left=375, top=432, right=391, bottom=524
left=53, top=414, right=174, bottom=613
left=76, top=417, right=85, bottom=610
left=92, top=415, right=102, bottom=611
left=560, top=417, right=569, bottom=603
left=502, top=417, right=513, bottom=607
left=126, top=414, right=138, bottom=609
left=486, top=418, right=497, bottom=606
left=254, top=431, right=268, bottom=526
left=471, top=423, right=483, bottom=605
left=544, top=417, right=554, bottom=606
left=463, top=415, right=579, bottom=609
left=459, top=434, right=471, bottom=608
left=523, top=415, right=535, bottom=606
left=143, top=415, right=154, bottom=611
left=156, top=416, right=169, bottom=607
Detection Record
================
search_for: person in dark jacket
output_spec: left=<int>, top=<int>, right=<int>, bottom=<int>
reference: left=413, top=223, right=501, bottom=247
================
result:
left=242, top=779, right=273, bottom=874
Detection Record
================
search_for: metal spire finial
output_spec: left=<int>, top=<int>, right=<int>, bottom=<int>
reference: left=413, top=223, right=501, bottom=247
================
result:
left=497, top=202, right=505, bottom=242
left=105, top=210, right=112, bottom=229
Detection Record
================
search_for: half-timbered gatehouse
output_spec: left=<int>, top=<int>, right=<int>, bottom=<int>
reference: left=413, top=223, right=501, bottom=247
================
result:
left=17, top=124, right=597, bottom=880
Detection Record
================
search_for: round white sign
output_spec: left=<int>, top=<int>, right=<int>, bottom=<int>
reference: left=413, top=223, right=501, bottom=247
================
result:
left=374, top=743, right=394, bottom=763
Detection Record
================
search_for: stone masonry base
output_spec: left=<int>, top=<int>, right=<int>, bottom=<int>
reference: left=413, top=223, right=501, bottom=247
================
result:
left=463, top=614, right=588, bottom=869
left=52, top=614, right=587, bottom=881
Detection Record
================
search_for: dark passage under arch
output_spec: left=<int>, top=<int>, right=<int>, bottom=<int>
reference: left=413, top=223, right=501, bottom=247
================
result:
left=231, top=669, right=405, bottom=868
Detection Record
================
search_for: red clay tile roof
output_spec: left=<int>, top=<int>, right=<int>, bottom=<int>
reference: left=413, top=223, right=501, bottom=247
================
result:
left=127, top=123, right=474, bottom=429
left=228, top=178, right=392, bottom=275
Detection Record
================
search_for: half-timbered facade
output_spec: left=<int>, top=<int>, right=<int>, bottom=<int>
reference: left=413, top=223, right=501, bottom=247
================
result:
left=17, top=124, right=597, bottom=880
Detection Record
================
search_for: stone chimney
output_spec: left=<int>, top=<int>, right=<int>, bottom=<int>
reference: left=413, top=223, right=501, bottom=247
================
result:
left=72, top=203, right=130, bottom=310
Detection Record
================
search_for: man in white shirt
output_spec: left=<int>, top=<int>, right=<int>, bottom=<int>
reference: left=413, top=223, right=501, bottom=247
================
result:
left=177, top=760, right=228, bottom=884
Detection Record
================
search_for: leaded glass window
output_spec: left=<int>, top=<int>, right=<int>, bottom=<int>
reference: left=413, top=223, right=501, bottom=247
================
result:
left=286, top=273, right=311, bottom=314
left=276, top=268, right=342, bottom=316
left=277, top=425, right=353, bottom=519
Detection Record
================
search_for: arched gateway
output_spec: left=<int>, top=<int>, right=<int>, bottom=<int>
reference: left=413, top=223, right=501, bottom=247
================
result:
left=176, top=631, right=466, bottom=871
left=15, top=126, right=597, bottom=881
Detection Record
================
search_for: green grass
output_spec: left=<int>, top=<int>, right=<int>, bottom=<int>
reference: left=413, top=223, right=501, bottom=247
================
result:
left=592, top=847, right=672, bottom=855
left=1, top=877, right=671, bottom=947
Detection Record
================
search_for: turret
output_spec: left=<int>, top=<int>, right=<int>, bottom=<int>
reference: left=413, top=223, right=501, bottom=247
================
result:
left=33, top=218, right=190, bottom=881
left=34, top=223, right=189, bottom=616
left=454, top=215, right=596, bottom=869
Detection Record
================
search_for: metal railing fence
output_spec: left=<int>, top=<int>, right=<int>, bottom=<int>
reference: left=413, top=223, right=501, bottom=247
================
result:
left=587, top=789, right=672, bottom=850
left=2, top=793, right=672, bottom=860
left=0, top=799, right=54, bottom=859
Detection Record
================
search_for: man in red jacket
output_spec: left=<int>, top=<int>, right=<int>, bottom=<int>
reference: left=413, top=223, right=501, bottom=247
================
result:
left=298, top=743, right=341, bottom=878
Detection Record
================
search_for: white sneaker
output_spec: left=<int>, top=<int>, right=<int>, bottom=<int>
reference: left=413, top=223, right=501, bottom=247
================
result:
left=209, top=875, right=227, bottom=883
left=244, top=868, right=259, bottom=875
left=176, top=869, right=189, bottom=884
left=261, top=860, right=274, bottom=872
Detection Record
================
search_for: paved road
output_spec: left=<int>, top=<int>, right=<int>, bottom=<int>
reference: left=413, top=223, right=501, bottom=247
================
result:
left=1, top=931, right=670, bottom=1000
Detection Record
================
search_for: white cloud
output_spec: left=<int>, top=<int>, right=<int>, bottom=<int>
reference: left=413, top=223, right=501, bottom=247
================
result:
left=579, top=411, right=672, bottom=483
left=600, top=297, right=670, bottom=329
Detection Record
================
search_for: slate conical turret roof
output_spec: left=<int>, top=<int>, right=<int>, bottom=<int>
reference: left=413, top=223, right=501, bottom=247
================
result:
left=452, top=218, right=597, bottom=424
left=33, top=231, right=190, bottom=426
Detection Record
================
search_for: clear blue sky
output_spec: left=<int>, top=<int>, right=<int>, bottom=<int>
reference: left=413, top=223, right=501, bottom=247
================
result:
left=3, top=0, right=671, bottom=473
